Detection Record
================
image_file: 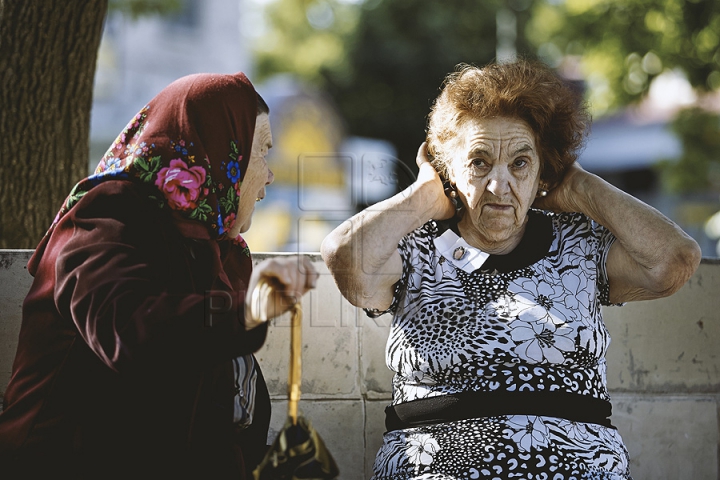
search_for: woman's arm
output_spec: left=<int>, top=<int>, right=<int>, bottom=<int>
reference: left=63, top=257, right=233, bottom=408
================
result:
left=536, top=163, right=702, bottom=303
left=321, top=143, right=455, bottom=310
left=53, top=181, right=315, bottom=374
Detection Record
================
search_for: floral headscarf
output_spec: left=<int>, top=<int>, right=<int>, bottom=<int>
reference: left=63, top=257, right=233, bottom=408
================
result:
left=49, top=72, right=258, bottom=249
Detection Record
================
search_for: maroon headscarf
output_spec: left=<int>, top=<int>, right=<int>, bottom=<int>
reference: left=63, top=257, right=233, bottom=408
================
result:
left=48, top=72, right=258, bottom=247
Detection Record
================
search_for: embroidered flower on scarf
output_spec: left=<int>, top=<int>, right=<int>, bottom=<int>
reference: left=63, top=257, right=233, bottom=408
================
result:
left=174, top=140, right=189, bottom=156
left=103, top=155, right=126, bottom=172
left=232, top=235, right=248, bottom=249
left=155, top=158, right=208, bottom=211
left=216, top=212, right=226, bottom=235
left=223, top=213, right=236, bottom=232
left=504, top=415, right=550, bottom=452
left=218, top=183, right=239, bottom=216
left=110, top=106, right=149, bottom=153
left=231, top=234, right=251, bottom=256
left=405, top=433, right=440, bottom=473
left=226, top=159, right=242, bottom=183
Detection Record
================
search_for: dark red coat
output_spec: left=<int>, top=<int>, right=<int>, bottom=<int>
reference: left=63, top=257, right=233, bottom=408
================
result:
left=0, top=181, right=271, bottom=479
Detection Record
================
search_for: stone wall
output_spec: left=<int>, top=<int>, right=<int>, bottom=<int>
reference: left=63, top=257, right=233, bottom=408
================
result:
left=1, top=250, right=719, bottom=479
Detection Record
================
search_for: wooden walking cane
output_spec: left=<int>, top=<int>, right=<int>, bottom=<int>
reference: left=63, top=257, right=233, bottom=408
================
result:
left=288, top=302, right=302, bottom=425
left=251, top=278, right=302, bottom=424
left=251, top=278, right=339, bottom=479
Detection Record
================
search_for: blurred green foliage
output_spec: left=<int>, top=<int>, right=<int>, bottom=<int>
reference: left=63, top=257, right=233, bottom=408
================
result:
left=255, top=0, right=360, bottom=82
left=108, top=0, right=181, bottom=19
left=657, top=108, right=720, bottom=193
left=527, top=0, right=720, bottom=115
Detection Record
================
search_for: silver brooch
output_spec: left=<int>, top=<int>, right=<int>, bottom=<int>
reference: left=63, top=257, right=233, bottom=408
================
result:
left=453, top=246, right=466, bottom=260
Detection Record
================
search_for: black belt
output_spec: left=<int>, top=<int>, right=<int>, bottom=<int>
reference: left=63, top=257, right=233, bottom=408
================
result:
left=385, top=390, right=614, bottom=432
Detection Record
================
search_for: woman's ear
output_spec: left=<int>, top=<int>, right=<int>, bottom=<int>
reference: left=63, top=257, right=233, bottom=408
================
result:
left=441, top=161, right=454, bottom=186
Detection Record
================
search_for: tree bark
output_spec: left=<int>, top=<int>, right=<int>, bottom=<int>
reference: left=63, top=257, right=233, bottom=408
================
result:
left=0, top=0, right=108, bottom=248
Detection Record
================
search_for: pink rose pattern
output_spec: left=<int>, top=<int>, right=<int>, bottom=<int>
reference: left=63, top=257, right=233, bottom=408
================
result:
left=52, top=106, right=250, bottom=254
left=155, top=159, right=208, bottom=211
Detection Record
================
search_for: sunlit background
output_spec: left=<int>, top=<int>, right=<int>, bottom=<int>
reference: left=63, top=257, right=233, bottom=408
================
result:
left=93, top=0, right=720, bottom=256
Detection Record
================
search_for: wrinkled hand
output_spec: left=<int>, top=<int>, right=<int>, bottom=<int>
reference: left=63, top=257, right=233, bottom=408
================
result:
left=532, top=162, right=589, bottom=213
left=245, top=256, right=319, bottom=329
left=414, top=142, right=456, bottom=220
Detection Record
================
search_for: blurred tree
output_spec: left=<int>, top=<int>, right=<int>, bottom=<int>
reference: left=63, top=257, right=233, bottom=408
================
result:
left=527, top=0, right=720, bottom=115
left=0, top=0, right=179, bottom=248
left=256, top=0, right=538, bottom=193
left=657, top=108, right=720, bottom=193
left=255, top=0, right=359, bottom=83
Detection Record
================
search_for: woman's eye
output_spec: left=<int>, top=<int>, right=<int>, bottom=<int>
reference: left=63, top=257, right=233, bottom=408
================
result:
left=513, top=157, right=528, bottom=168
left=471, top=158, right=488, bottom=168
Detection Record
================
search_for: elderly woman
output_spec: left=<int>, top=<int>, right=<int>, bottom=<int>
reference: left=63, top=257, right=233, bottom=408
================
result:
left=322, top=60, right=701, bottom=479
left=0, top=72, right=317, bottom=479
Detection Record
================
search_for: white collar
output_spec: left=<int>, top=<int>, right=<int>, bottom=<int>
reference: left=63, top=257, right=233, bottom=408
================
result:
left=433, top=228, right=490, bottom=273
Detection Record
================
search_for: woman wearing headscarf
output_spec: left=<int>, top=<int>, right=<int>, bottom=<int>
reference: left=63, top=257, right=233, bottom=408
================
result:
left=0, top=72, right=317, bottom=478
left=321, top=60, right=701, bottom=478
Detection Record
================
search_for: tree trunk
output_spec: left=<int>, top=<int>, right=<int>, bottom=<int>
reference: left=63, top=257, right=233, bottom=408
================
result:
left=0, top=0, right=107, bottom=248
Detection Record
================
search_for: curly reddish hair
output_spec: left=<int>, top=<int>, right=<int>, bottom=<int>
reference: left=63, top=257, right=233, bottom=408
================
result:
left=427, top=60, right=590, bottom=189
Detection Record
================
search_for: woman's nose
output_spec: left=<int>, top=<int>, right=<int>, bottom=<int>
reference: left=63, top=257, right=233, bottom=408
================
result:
left=266, top=168, right=275, bottom=186
left=486, top=167, right=510, bottom=196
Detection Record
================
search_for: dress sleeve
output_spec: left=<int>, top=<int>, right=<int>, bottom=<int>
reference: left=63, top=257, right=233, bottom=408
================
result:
left=363, top=221, right=431, bottom=318
left=50, top=181, right=267, bottom=375
left=592, top=218, right=622, bottom=307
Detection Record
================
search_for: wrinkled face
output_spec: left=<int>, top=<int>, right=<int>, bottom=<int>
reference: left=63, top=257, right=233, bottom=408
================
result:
left=449, top=116, right=541, bottom=246
left=229, top=113, right=274, bottom=236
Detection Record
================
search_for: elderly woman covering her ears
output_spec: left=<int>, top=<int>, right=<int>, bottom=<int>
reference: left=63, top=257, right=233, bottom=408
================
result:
left=322, top=60, right=701, bottom=479
left=0, top=72, right=318, bottom=479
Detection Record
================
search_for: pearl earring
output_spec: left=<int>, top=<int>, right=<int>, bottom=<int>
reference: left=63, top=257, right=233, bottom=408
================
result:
left=444, top=185, right=462, bottom=213
left=537, top=189, right=548, bottom=197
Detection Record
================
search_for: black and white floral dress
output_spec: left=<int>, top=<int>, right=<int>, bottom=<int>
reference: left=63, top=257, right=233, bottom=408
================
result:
left=370, top=210, right=632, bottom=480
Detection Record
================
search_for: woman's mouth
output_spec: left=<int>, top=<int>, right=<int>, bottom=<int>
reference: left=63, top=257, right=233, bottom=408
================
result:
left=484, top=203, right=512, bottom=211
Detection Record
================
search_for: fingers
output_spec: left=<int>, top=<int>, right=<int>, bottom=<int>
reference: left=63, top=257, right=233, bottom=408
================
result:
left=415, top=142, right=430, bottom=168
left=245, top=257, right=317, bottom=326
left=300, top=255, right=319, bottom=290
left=415, top=142, right=441, bottom=183
left=270, top=256, right=317, bottom=297
left=250, top=256, right=318, bottom=314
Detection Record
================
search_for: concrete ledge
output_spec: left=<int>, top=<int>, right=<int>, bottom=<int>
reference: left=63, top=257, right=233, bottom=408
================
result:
left=0, top=250, right=34, bottom=397
left=612, top=393, right=719, bottom=479
left=605, top=261, right=720, bottom=393
left=1, top=250, right=719, bottom=479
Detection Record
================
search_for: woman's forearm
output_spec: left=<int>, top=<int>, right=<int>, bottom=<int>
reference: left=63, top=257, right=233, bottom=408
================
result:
left=571, top=170, right=701, bottom=302
left=321, top=180, right=439, bottom=308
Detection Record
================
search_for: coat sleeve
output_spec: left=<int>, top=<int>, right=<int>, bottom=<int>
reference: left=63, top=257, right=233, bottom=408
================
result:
left=49, top=181, right=267, bottom=374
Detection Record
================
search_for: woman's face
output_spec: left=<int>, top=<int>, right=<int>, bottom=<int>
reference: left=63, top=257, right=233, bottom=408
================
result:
left=449, top=116, right=542, bottom=248
left=229, top=113, right=274, bottom=237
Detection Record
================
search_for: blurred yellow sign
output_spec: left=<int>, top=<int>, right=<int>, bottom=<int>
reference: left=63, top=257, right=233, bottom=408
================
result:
left=271, top=95, right=345, bottom=188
